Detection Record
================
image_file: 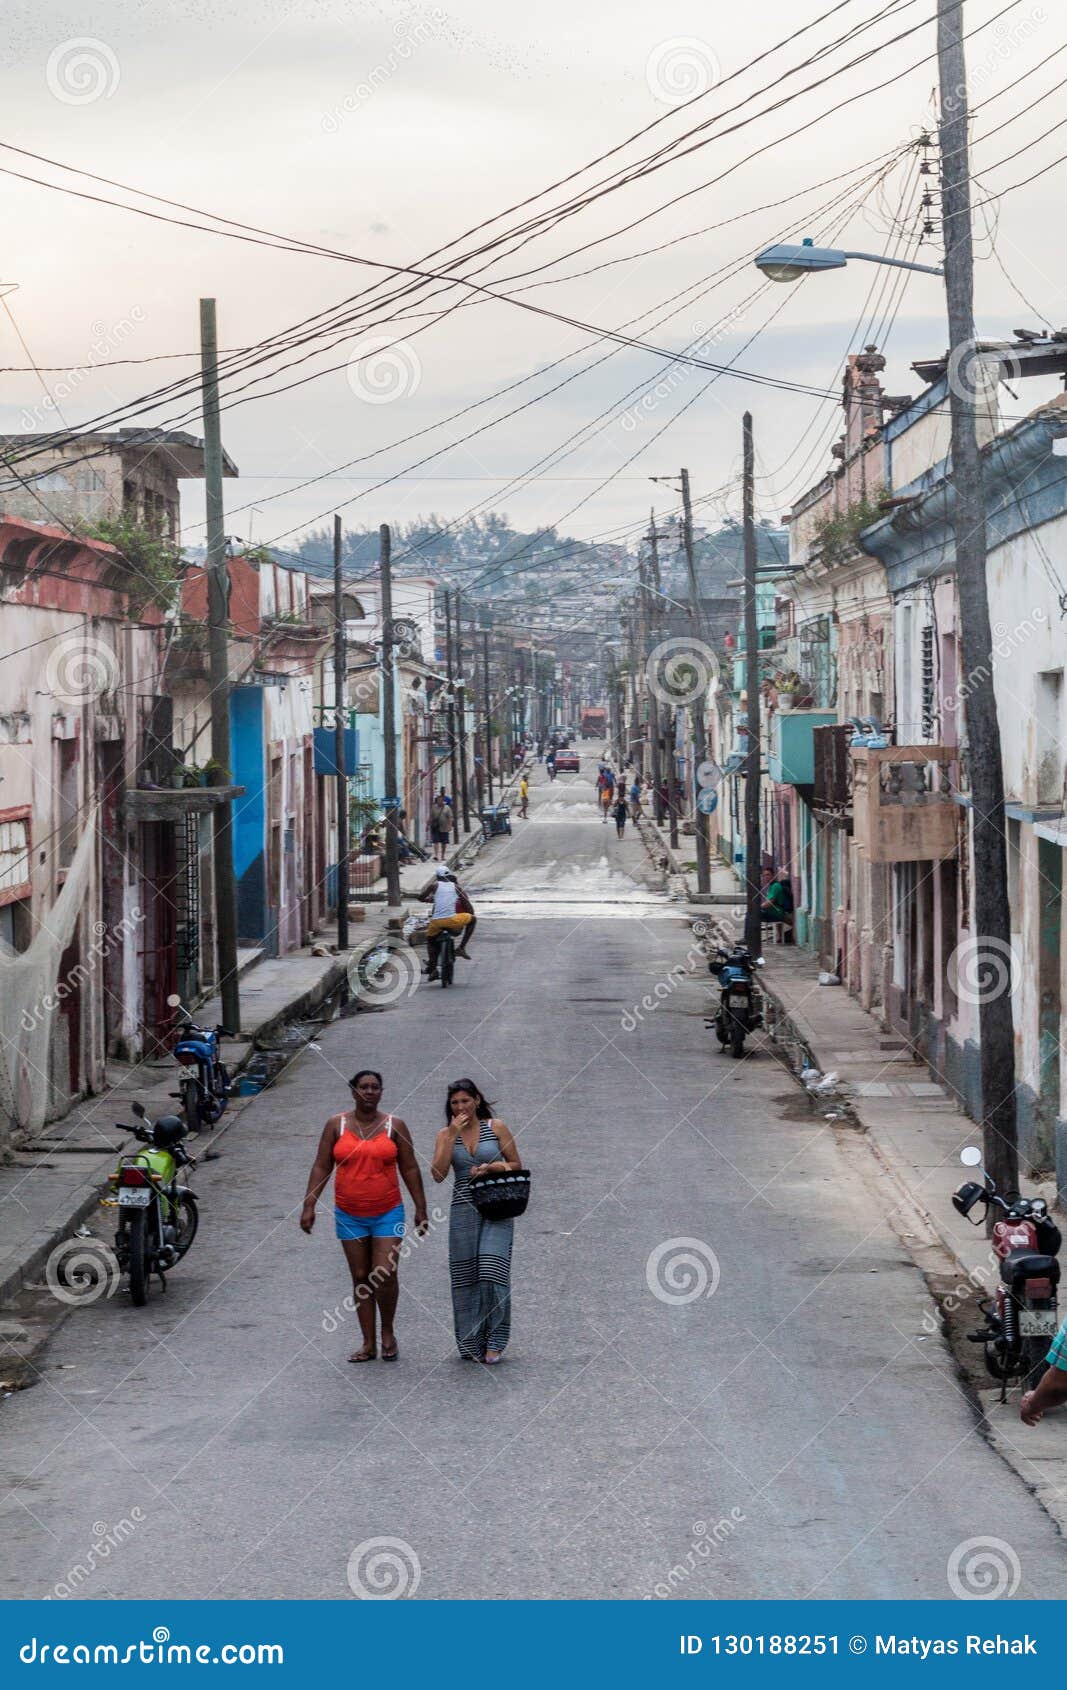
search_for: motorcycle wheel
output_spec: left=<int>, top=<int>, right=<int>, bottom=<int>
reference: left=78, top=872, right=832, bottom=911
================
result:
left=173, top=1192, right=199, bottom=1260
left=1023, top=1336, right=1049, bottom=1391
left=127, top=1210, right=151, bottom=1307
left=181, top=1077, right=203, bottom=1135
left=440, top=935, right=455, bottom=989
left=730, top=1019, right=746, bottom=1058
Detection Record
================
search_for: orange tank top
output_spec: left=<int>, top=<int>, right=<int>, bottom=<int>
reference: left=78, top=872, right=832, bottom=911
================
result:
left=333, top=1114, right=402, bottom=1218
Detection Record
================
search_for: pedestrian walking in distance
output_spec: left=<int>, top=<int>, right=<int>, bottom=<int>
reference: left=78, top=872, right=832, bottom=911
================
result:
left=432, top=1079, right=522, bottom=1363
left=613, top=794, right=629, bottom=839
left=518, top=771, right=529, bottom=818
left=429, top=789, right=453, bottom=861
left=300, top=1070, right=428, bottom=1362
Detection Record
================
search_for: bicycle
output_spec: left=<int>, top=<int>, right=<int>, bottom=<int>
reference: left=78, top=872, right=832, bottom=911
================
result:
left=438, top=928, right=456, bottom=988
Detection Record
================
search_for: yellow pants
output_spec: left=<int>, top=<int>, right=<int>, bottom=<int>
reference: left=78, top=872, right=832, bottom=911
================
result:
left=426, top=913, right=473, bottom=938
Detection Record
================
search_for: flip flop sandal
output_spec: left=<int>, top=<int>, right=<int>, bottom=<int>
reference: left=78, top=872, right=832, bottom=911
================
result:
left=349, top=1349, right=377, bottom=1363
left=381, top=1344, right=399, bottom=1361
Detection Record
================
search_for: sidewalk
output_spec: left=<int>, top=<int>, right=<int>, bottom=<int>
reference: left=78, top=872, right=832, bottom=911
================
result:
left=638, top=809, right=1067, bottom=1531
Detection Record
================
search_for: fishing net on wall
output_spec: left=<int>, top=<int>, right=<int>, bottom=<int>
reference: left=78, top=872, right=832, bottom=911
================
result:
left=0, top=808, right=97, bottom=1156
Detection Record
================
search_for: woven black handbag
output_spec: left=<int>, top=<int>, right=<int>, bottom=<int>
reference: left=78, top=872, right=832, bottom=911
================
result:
left=467, top=1168, right=531, bottom=1220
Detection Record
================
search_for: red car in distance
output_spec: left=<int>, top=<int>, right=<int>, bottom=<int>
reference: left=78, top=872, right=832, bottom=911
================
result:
left=553, top=748, right=580, bottom=773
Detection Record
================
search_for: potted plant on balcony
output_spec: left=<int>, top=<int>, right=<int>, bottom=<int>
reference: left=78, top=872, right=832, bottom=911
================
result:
left=774, top=669, right=803, bottom=709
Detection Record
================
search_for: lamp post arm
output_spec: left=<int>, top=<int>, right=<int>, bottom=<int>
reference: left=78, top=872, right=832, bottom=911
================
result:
left=840, top=250, right=944, bottom=277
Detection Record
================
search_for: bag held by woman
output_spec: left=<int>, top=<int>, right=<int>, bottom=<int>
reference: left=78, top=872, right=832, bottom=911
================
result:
left=467, top=1168, right=531, bottom=1220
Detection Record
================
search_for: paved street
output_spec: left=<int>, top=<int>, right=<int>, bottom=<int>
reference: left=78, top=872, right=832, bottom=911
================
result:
left=2, top=763, right=1065, bottom=1602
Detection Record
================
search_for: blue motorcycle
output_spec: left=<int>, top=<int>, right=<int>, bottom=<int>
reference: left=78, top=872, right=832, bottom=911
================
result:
left=707, top=944, right=764, bottom=1058
left=166, top=992, right=232, bottom=1134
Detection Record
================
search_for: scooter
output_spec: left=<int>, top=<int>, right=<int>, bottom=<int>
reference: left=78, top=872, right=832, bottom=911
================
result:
left=953, top=1145, right=1062, bottom=1396
left=167, top=991, right=231, bottom=1134
left=707, top=944, right=764, bottom=1058
left=105, top=1103, right=199, bottom=1306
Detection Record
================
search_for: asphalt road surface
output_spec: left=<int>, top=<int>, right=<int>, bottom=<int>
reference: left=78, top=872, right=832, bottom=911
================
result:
left=2, top=762, right=1065, bottom=1601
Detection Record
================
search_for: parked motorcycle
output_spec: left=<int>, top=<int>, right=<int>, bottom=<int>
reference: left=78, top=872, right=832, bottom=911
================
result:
left=707, top=944, right=764, bottom=1058
left=105, top=1103, right=199, bottom=1306
left=952, top=1145, right=1062, bottom=1395
left=167, top=992, right=231, bottom=1133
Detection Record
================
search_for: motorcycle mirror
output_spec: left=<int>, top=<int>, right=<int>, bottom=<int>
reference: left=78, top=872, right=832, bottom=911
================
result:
left=756, top=956, right=766, bottom=967
left=132, top=1102, right=146, bottom=1119
left=166, top=993, right=182, bottom=1008
left=960, top=1146, right=982, bottom=1167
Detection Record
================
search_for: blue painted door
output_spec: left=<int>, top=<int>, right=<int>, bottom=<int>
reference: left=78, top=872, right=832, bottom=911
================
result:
left=230, top=687, right=267, bottom=943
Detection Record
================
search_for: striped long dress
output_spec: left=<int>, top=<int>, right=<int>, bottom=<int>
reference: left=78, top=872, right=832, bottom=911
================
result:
left=448, top=1118, right=514, bottom=1358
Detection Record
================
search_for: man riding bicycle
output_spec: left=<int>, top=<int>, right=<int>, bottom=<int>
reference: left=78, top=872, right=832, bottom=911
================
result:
left=419, top=866, right=476, bottom=980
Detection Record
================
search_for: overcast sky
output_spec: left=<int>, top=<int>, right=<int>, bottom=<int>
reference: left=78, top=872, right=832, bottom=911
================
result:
left=2, top=0, right=1063, bottom=559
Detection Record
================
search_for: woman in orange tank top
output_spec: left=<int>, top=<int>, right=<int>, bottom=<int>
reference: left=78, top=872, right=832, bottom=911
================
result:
left=301, top=1070, right=428, bottom=1362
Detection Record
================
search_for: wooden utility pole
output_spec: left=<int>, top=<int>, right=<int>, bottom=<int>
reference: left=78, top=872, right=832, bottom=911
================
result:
left=470, top=606, right=485, bottom=814
left=647, top=512, right=678, bottom=847
left=680, top=468, right=711, bottom=896
left=378, top=523, right=402, bottom=909
left=199, top=298, right=240, bottom=1033
left=481, top=628, right=495, bottom=805
left=937, top=0, right=1017, bottom=1195
left=742, top=413, right=763, bottom=956
left=443, top=590, right=461, bottom=845
left=333, top=513, right=349, bottom=951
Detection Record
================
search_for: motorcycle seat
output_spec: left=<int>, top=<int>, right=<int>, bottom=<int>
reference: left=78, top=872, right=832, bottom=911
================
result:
left=999, top=1248, right=1059, bottom=1283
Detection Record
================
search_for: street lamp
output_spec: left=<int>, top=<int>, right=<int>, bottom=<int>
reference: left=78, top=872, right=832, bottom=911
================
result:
left=754, top=238, right=943, bottom=283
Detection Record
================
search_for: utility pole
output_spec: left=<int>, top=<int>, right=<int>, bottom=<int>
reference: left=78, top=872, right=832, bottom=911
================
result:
left=679, top=467, right=711, bottom=897
left=645, top=512, right=664, bottom=827
left=455, top=593, right=471, bottom=836
left=937, top=0, right=1017, bottom=1196
left=648, top=511, right=679, bottom=848
left=470, top=607, right=485, bottom=815
left=742, top=414, right=763, bottom=956
left=199, top=298, right=240, bottom=1034
left=378, top=523, right=402, bottom=910
left=333, top=513, right=349, bottom=952
left=480, top=627, right=495, bottom=805
left=444, top=590, right=461, bottom=846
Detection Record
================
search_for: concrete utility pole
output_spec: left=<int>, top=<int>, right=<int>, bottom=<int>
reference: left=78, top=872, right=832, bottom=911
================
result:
left=742, top=414, right=763, bottom=957
left=647, top=511, right=679, bottom=848
left=645, top=512, right=665, bottom=829
left=481, top=629, right=495, bottom=804
left=471, top=606, right=486, bottom=815
left=454, top=592, right=471, bottom=835
left=378, top=523, right=402, bottom=910
left=680, top=468, right=711, bottom=896
left=443, top=590, right=461, bottom=845
left=938, top=0, right=1018, bottom=1196
left=199, top=298, right=239, bottom=1034
left=333, top=514, right=349, bottom=952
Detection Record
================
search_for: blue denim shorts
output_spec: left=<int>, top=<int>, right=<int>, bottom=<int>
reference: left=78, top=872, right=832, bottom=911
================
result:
left=335, top=1203, right=406, bottom=1241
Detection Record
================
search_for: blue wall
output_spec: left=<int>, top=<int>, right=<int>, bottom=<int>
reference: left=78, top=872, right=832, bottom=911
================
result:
left=230, top=686, right=267, bottom=944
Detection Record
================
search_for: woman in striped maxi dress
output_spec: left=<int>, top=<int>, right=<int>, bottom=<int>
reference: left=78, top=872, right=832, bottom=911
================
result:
left=432, top=1080, right=522, bottom=1364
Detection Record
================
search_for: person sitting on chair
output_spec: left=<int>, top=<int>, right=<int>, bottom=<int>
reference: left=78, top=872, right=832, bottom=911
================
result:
left=760, top=870, right=794, bottom=931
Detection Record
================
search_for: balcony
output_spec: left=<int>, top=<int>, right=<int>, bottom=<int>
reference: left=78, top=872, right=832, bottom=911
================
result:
left=768, top=709, right=837, bottom=787
left=852, top=745, right=958, bottom=863
left=812, top=724, right=853, bottom=826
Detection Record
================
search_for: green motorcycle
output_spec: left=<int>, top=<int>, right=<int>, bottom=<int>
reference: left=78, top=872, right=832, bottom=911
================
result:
left=106, top=1103, right=199, bottom=1306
